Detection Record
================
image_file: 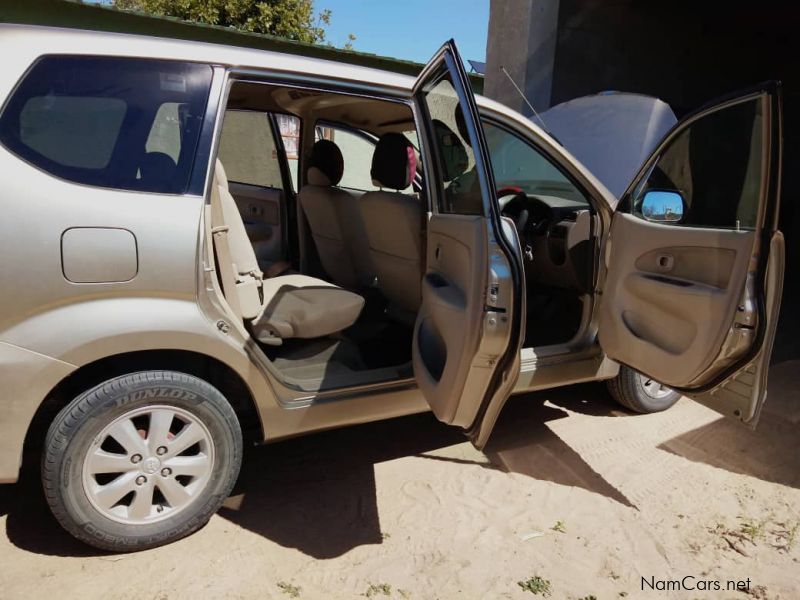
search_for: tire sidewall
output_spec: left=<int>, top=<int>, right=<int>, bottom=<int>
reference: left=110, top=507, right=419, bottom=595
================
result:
left=44, top=372, right=242, bottom=551
left=607, top=365, right=680, bottom=413
left=626, top=366, right=680, bottom=413
left=630, top=370, right=680, bottom=413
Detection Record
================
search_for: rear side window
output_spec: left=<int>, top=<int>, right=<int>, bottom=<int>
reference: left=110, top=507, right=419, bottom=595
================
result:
left=218, top=110, right=284, bottom=189
left=315, top=124, right=414, bottom=193
left=0, top=56, right=213, bottom=194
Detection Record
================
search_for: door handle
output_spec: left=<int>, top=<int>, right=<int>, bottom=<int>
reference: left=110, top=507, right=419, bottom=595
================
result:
left=656, top=253, right=674, bottom=271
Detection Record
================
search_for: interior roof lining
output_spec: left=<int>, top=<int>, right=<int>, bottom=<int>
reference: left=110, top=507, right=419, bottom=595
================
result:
left=226, top=80, right=415, bottom=136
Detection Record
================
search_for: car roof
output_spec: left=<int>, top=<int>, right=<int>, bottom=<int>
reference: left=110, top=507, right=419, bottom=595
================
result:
left=0, top=24, right=616, bottom=209
left=0, top=24, right=417, bottom=93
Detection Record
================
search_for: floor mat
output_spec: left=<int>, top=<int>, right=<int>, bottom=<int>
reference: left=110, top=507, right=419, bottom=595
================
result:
left=354, top=321, right=413, bottom=370
left=525, top=288, right=583, bottom=346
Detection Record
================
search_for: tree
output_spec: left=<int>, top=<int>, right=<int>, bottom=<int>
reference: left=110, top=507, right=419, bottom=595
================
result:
left=112, top=0, right=332, bottom=44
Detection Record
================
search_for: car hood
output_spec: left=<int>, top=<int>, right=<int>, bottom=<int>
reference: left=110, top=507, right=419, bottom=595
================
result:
left=540, top=92, right=677, bottom=199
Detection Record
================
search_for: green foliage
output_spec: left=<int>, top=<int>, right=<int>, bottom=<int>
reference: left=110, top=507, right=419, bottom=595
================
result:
left=786, top=521, right=799, bottom=550
left=364, top=583, right=392, bottom=597
left=277, top=581, right=301, bottom=598
left=739, top=517, right=767, bottom=541
left=112, top=0, right=332, bottom=43
left=517, top=576, right=552, bottom=596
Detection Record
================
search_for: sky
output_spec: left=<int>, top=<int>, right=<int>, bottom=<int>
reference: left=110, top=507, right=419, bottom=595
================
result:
left=318, top=0, right=489, bottom=65
left=92, top=0, right=490, bottom=66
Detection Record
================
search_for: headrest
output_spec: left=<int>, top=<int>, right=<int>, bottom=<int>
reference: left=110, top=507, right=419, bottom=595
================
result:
left=139, top=152, right=177, bottom=191
left=214, top=158, right=229, bottom=189
left=307, top=139, right=344, bottom=186
left=371, top=133, right=417, bottom=190
left=432, top=120, right=469, bottom=182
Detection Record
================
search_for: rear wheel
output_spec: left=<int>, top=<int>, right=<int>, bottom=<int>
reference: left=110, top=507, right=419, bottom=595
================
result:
left=42, top=371, right=242, bottom=552
left=607, top=365, right=680, bottom=413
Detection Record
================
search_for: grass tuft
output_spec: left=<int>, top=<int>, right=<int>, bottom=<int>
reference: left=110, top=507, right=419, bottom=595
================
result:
left=277, top=581, right=301, bottom=598
left=517, top=576, right=552, bottom=596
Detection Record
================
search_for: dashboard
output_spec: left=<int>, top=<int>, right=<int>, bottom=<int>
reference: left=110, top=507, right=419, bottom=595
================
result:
left=499, top=192, right=593, bottom=292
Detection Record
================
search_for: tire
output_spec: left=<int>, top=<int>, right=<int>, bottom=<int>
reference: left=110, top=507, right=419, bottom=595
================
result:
left=42, top=371, right=243, bottom=552
left=607, top=365, right=680, bottom=414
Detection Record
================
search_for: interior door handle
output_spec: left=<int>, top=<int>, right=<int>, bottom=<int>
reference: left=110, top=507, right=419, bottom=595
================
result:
left=656, top=253, right=674, bottom=271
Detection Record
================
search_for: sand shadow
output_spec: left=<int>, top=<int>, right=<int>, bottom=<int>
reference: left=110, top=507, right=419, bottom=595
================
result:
left=658, top=354, right=800, bottom=490
left=217, top=412, right=464, bottom=559
left=421, top=383, right=636, bottom=507
left=217, top=383, right=635, bottom=558
left=1, top=382, right=636, bottom=558
left=0, top=470, right=103, bottom=558
left=658, top=413, right=800, bottom=489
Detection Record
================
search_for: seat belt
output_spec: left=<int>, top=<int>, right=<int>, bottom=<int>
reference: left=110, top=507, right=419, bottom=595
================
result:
left=210, top=181, right=244, bottom=321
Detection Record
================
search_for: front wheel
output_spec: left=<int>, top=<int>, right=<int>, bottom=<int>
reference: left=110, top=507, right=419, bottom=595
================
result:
left=42, top=371, right=243, bottom=552
left=607, top=365, right=680, bottom=413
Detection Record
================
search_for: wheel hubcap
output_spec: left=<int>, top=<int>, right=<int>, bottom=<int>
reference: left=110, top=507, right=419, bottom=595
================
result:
left=81, top=405, right=215, bottom=525
left=638, top=374, right=673, bottom=399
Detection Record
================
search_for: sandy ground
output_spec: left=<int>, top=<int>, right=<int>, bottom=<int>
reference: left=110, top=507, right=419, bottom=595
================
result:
left=1, top=361, right=798, bottom=600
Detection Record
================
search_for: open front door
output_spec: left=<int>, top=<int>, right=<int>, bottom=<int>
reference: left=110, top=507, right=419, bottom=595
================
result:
left=598, top=84, right=784, bottom=425
left=412, top=41, right=524, bottom=449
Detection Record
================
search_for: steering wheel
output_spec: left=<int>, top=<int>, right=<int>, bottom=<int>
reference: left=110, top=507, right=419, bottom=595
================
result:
left=497, top=186, right=529, bottom=236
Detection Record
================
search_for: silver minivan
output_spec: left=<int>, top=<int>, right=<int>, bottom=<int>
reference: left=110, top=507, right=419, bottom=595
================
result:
left=0, top=25, right=784, bottom=551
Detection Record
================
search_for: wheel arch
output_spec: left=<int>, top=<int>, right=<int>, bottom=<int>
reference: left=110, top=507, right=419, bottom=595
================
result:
left=22, top=349, right=263, bottom=471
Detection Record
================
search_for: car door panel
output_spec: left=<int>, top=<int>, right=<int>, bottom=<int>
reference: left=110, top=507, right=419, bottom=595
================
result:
left=411, top=41, right=524, bottom=447
left=599, top=85, right=783, bottom=425
left=600, top=213, right=754, bottom=385
left=683, top=231, right=783, bottom=422
left=228, top=182, right=284, bottom=268
left=414, top=214, right=488, bottom=425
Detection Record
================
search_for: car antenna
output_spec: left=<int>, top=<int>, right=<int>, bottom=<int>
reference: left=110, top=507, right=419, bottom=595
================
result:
left=500, top=65, right=550, bottom=133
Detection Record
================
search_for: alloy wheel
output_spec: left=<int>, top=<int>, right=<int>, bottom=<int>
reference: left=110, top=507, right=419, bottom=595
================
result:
left=81, top=405, right=215, bottom=525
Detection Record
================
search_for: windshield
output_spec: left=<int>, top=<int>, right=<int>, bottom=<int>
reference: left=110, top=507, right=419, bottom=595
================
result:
left=483, top=120, right=588, bottom=203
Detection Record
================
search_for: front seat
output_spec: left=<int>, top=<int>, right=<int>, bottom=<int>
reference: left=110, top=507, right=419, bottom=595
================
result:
left=211, top=159, right=364, bottom=345
left=360, top=133, right=421, bottom=318
left=298, top=140, right=375, bottom=289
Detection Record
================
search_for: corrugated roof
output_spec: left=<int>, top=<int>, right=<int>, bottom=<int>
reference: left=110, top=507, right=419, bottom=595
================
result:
left=1, top=0, right=483, bottom=93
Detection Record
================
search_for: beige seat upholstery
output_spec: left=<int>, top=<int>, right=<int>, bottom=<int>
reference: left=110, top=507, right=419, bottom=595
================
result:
left=252, top=275, right=365, bottom=341
left=361, top=133, right=421, bottom=315
left=211, top=160, right=364, bottom=344
left=299, top=140, right=374, bottom=289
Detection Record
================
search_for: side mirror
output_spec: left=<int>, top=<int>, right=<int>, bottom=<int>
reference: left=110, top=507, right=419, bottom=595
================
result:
left=641, top=190, right=685, bottom=224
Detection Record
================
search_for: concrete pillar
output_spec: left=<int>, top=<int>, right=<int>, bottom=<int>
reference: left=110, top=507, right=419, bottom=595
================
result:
left=484, top=0, right=560, bottom=115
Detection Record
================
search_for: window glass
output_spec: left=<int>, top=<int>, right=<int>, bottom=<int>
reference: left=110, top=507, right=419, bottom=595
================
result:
left=0, top=56, right=212, bottom=194
left=276, top=114, right=301, bottom=191
left=146, top=102, right=183, bottom=163
left=218, top=110, right=283, bottom=189
left=318, top=127, right=379, bottom=192
left=420, top=74, right=482, bottom=215
left=19, top=96, right=126, bottom=169
left=483, top=121, right=589, bottom=204
left=308, top=125, right=415, bottom=193
left=631, top=97, right=764, bottom=229
left=403, top=130, right=419, bottom=151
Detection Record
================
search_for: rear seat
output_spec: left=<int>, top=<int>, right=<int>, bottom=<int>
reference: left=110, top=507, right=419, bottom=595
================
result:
left=211, top=160, right=364, bottom=345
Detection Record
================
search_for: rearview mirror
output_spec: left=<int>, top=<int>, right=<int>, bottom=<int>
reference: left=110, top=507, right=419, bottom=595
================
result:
left=641, top=190, right=685, bottom=223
